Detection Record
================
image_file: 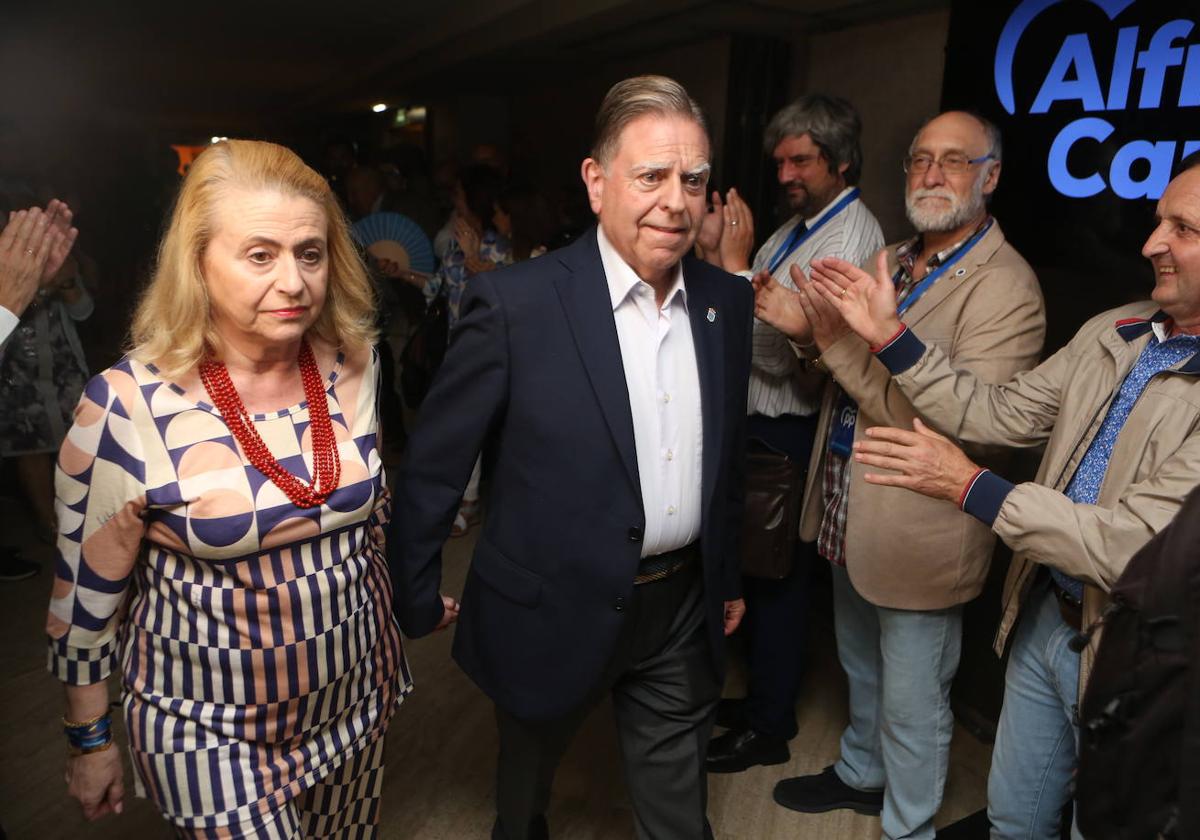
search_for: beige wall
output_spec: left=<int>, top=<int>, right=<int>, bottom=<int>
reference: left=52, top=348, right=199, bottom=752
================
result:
left=799, top=9, right=952, bottom=242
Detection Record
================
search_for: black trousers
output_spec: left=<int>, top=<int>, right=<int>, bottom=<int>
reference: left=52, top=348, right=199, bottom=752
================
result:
left=741, top=412, right=817, bottom=740
left=494, top=562, right=721, bottom=840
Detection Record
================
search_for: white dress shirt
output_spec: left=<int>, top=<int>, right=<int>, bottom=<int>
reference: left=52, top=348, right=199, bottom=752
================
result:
left=598, top=226, right=703, bottom=558
left=742, top=187, right=884, bottom=418
left=0, top=304, right=18, bottom=352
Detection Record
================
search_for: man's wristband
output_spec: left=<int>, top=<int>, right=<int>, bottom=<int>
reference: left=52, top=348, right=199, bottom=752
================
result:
left=958, top=469, right=1016, bottom=527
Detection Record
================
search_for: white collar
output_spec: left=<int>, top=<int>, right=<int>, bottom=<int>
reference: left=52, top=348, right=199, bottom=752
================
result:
left=597, top=224, right=687, bottom=312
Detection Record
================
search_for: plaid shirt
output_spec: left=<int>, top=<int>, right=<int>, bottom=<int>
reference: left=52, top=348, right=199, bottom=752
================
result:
left=817, top=218, right=992, bottom=566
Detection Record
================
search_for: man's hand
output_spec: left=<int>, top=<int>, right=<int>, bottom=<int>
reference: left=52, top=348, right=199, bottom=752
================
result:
left=752, top=270, right=812, bottom=344
left=809, top=251, right=902, bottom=348
left=723, top=598, right=746, bottom=636
left=66, top=745, right=125, bottom=821
left=792, top=264, right=852, bottom=351
left=696, top=190, right=725, bottom=265
left=718, top=188, right=755, bottom=273
left=434, top=594, right=461, bottom=631
left=0, top=206, right=70, bottom=317
left=41, top=199, right=79, bottom=284
left=853, top=418, right=980, bottom=503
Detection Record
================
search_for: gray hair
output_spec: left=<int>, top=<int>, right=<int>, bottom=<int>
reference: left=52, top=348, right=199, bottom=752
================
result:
left=908, top=111, right=1003, bottom=162
left=763, top=94, right=864, bottom=185
left=591, top=75, right=707, bottom=167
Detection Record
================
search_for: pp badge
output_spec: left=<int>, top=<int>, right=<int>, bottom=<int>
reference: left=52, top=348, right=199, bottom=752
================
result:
left=828, top=392, right=858, bottom=457
left=706, top=307, right=717, bottom=323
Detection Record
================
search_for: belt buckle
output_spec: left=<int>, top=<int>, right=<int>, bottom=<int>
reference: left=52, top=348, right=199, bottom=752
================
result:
left=1054, top=586, right=1082, bottom=629
left=634, top=558, right=684, bottom=585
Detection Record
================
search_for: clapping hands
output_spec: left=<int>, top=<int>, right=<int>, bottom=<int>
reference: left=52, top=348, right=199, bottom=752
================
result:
left=695, top=188, right=755, bottom=273
left=807, top=252, right=903, bottom=348
left=0, top=199, right=79, bottom=317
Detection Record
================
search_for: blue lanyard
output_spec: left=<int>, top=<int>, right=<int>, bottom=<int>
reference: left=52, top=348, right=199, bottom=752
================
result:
left=895, top=219, right=993, bottom=316
left=766, top=188, right=861, bottom=275
left=827, top=218, right=993, bottom=460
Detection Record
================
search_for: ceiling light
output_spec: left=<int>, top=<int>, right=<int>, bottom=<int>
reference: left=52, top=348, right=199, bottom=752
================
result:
left=372, top=103, right=388, bottom=113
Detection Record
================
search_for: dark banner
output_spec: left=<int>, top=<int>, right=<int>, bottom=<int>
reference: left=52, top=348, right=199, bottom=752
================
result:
left=943, top=0, right=1197, bottom=350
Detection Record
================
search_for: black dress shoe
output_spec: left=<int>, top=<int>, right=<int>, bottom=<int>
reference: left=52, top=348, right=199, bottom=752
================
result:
left=491, top=814, right=549, bottom=840
left=714, top=696, right=747, bottom=730
left=705, top=726, right=789, bottom=773
left=773, top=765, right=883, bottom=815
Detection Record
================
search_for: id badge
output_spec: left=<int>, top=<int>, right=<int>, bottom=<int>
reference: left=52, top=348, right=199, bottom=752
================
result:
left=828, top=392, right=858, bottom=458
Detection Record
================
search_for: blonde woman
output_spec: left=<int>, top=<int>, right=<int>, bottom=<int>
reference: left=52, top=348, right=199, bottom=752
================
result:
left=48, top=140, right=421, bottom=838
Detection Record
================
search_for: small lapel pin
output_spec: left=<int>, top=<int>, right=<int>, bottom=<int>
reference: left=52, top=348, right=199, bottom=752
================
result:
left=706, top=307, right=717, bottom=323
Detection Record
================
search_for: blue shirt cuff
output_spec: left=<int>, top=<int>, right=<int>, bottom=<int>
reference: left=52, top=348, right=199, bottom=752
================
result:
left=960, top=469, right=1014, bottom=527
left=873, top=326, right=926, bottom=374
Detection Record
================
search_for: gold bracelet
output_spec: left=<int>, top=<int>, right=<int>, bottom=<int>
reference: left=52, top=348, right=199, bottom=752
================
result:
left=68, top=740, right=114, bottom=757
left=63, top=712, right=108, bottom=728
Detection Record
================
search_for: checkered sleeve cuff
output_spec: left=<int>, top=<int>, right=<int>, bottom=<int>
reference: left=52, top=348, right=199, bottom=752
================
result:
left=47, top=636, right=118, bottom=686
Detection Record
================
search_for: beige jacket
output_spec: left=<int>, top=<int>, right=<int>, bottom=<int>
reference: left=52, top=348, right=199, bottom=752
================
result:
left=799, top=220, right=1046, bottom=610
left=891, top=300, right=1200, bottom=690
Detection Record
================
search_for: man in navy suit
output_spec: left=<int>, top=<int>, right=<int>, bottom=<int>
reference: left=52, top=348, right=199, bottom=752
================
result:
left=390, top=75, right=753, bottom=839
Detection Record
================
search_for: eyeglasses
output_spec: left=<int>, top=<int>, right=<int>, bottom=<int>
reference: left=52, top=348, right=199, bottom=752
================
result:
left=903, top=153, right=995, bottom=175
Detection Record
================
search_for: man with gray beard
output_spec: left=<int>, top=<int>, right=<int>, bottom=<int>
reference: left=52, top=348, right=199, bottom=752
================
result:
left=760, top=111, right=1045, bottom=840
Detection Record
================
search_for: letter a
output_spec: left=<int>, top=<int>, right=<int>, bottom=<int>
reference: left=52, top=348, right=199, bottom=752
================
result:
left=1031, top=33, right=1106, bottom=114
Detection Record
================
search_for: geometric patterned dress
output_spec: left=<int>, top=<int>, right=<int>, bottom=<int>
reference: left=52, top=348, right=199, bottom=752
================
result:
left=45, top=346, right=411, bottom=835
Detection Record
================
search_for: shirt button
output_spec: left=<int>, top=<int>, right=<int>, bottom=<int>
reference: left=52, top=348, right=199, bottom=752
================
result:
left=614, top=596, right=626, bottom=612
left=666, top=449, right=674, bottom=461
left=662, top=393, right=672, bottom=403
left=667, top=505, right=676, bottom=515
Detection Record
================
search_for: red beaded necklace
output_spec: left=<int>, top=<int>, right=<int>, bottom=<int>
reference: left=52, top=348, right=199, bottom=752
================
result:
left=199, top=338, right=341, bottom=509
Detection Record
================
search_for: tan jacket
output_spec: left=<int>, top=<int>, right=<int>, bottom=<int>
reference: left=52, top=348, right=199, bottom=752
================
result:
left=891, top=301, right=1200, bottom=690
left=799, top=220, right=1046, bottom=610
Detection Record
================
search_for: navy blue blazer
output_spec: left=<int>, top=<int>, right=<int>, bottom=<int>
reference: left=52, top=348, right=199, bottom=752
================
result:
left=389, top=227, right=752, bottom=720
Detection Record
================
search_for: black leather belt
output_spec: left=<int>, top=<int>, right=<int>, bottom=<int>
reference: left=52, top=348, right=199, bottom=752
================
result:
left=634, top=542, right=698, bottom=585
left=1053, top=582, right=1083, bottom=630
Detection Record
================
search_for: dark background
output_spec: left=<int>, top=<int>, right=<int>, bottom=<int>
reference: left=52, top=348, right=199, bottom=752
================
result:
left=944, top=0, right=1194, bottom=353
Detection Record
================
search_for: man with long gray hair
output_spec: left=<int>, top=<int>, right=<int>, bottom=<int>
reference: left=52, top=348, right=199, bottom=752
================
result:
left=698, top=94, right=884, bottom=774
left=756, top=111, right=1045, bottom=840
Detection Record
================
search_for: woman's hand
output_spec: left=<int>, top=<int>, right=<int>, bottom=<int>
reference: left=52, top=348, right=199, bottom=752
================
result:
left=453, top=216, right=481, bottom=260
left=66, top=746, right=125, bottom=820
left=435, top=594, right=460, bottom=631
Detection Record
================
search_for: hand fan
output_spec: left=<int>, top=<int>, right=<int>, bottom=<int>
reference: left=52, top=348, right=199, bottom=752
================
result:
left=352, top=212, right=435, bottom=275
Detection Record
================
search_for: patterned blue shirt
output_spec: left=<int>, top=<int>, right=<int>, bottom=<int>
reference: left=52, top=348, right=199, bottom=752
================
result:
left=1054, top=330, right=1200, bottom=600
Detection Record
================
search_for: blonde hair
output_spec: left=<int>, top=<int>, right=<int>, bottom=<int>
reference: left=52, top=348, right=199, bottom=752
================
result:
left=130, top=139, right=376, bottom=378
